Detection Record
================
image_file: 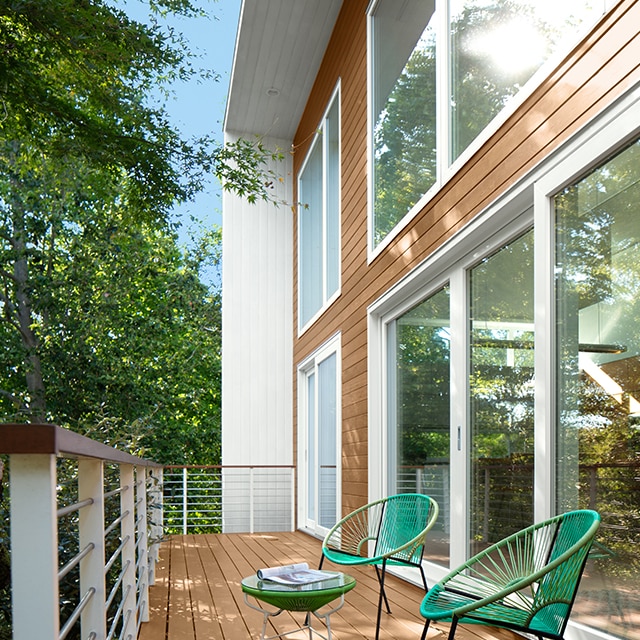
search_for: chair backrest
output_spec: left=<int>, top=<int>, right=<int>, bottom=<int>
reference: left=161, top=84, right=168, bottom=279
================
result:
left=529, top=510, right=600, bottom=635
left=375, top=493, right=437, bottom=563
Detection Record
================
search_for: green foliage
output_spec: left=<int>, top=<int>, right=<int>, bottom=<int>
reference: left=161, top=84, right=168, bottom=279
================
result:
left=0, top=0, right=281, bottom=458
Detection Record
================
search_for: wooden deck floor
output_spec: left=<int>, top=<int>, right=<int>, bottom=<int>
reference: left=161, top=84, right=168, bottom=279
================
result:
left=138, top=531, right=522, bottom=640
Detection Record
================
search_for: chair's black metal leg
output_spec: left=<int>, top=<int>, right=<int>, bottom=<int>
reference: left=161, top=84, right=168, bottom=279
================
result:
left=447, top=616, right=459, bottom=640
left=420, top=620, right=431, bottom=640
left=374, top=560, right=391, bottom=640
left=374, top=563, right=391, bottom=613
left=318, top=554, right=325, bottom=570
left=419, top=564, right=428, bottom=592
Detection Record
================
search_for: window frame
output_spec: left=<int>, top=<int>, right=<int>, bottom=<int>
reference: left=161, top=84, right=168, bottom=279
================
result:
left=296, top=332, right=342, bottom=537
left=366, top=0, right=611, bottom=260
left=297, top=82, right=342, bottom=334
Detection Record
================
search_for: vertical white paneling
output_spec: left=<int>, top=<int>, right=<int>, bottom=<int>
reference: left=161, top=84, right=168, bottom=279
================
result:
left=222, top=133, right=294, bottom=467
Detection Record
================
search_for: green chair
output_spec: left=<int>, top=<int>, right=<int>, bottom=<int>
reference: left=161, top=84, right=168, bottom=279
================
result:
left=320, top=493, right=439, bottom=640
left=420, top=509, right=601, bottom=640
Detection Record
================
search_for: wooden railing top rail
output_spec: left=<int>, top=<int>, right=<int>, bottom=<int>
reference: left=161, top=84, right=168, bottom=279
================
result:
left=0, top=423, right=162, bottom=467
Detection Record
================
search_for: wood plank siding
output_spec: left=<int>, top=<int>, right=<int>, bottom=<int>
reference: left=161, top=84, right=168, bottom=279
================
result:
left=139, top=531, right=524, bottom=640
left=290, top=0, right=640, bottom=516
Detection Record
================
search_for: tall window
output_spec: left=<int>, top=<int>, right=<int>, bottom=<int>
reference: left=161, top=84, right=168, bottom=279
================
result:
left=371, top=1, right=437, bottom=246
left=555, top=139, right=640, bottom=640
left=370, top=0, right=606, bottom=247
left=299, top=91, right=340, bottom=329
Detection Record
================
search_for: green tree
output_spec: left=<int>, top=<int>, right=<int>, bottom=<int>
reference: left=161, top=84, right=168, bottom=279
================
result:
left=0, top=0, right=279, bottom=428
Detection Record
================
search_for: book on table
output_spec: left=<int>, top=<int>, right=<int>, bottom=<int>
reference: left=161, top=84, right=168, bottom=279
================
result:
left=256, top=563, right=337, bottom=585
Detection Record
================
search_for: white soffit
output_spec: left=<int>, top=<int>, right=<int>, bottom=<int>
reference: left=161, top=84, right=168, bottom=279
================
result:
left=224, top=0, right=343, bottom=140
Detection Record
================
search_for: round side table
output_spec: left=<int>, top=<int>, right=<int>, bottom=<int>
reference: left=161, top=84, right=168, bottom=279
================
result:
left=241, top=571, right=356, bottom=640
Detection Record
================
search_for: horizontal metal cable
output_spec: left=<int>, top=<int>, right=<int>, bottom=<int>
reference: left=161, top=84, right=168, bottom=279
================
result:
left=119, top=608, right=133, bottom=640
left=57, top=497, right=94, bottom=519
left=58, top=586, right=95, bottom=640
left=104, top=510, right=130, bottom=537
left=105, top=559, right=131, bottom=612
left=104, top=484, right=130, bottom=500
left=105, top=535, right=131, bottom=575
left=106, top=584, right=131, bottom=640
left=58, top=542, right=95, bottom=581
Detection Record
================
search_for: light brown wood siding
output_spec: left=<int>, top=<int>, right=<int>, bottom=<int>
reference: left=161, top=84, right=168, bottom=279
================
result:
left=292, top=0, right=640, bottom=518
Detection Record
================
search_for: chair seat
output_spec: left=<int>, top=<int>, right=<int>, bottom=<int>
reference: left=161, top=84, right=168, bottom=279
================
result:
left=421, top=584, right=565, bottom=634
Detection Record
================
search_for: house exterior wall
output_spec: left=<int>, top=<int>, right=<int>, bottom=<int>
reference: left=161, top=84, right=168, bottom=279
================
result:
left=223, top=0, right=640, bottom=634
left=221, top=133, right=294, bottom=468
left=221, top=133, right=295, bottom=532
left=291, top=0, right=640, bottom=517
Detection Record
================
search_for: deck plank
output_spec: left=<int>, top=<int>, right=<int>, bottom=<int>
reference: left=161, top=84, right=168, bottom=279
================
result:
left=139, top=531, right=523, bottom=640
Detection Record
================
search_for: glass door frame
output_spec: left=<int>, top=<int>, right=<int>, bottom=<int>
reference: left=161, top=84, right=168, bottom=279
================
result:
left=297, top=333, right=342, bottom=537
left=368, top=195, right=535, bottom=581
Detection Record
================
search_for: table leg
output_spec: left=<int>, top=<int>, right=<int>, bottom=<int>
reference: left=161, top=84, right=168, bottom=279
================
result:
left=243, top=593, right=346, bottom=640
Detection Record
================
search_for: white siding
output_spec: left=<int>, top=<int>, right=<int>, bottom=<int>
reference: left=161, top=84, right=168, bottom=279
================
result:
left=221, top=133, right=294, bottom=467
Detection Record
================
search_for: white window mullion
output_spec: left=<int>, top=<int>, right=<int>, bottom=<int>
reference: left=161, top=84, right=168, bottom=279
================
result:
left=448, top=266, right=468, bottom=569
left=533, top=181, right=555, bottom=522
left=436, top=0, right=450, bottom=180
left=322, top=115, right=329, bottom=303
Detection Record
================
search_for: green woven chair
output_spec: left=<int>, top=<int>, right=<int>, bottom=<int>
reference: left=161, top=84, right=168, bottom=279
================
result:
left=320, top=493, right=439, bottom=640
left=420, top=509, right=601, bottom=640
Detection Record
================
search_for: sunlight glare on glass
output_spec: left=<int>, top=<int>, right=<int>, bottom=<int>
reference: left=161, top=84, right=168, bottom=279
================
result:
left=467, top=18, right=548, bottom=76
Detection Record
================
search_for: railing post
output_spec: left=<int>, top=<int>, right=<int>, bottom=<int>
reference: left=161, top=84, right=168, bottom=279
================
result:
left=182, top=466, right=188, bottom=535
left=290, top=467, right=296, bottom=531
left=148, top=467, right=163, bottom=585
left=78, top=458, right=107, bottom=640
left=120, top=464, right=137, bottom=640
left=136, top=466, right=150, bottom=624
left=10, top=454, right=59, bottom=640
left=249, top=467, right=255, bottom=534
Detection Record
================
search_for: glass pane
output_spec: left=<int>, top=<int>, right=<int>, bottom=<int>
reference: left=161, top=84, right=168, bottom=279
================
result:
left=450, top=0, right=605, bottom=163
left=469, top=230, right=535, bottom=555
left=318, top=353, right=337, bottom=529
left=555, top=139, right=640, bottom=640
left=393, top=286, right=450, bottom=566
left=372, top=0, right=437, bottom=246
left=307, top=372, right=316, bottom=521
left=326, top=99, right=340, bottom=299
left=299, top=141, right=323, bottom=326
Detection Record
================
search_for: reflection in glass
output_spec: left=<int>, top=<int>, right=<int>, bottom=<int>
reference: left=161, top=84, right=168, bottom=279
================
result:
left=299, top=95, right=340, bottom=327
left=318, top=353, right=337, bottom=529
left=450, top=0, right=602, bottom=163
left=555, top=139, right=640, bottom=640
left=391, top=286, right=450, bottom=566
left=469, top=230, right=535, bottom=555
left=372, top=1, right=437, bottom=245
left=371, top=0, right=604, bottom=246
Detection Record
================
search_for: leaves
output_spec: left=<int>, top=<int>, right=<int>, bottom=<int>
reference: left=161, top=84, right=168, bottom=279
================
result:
left=0, top=0, right=276, bottom=462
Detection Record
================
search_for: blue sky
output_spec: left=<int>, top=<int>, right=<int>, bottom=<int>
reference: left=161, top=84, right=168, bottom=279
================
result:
left=160, top=0, right=242, bottom=237
left=125, top=0, right=242, bottom=242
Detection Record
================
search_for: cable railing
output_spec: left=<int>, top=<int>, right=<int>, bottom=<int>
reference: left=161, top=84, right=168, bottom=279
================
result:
left=0, top=423, right=163, bottom=640
left=163, top=464, right=296, bottom=534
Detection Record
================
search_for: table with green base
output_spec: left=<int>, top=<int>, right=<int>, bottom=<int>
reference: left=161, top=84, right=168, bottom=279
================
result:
left=241, top=572, right=356, bottom=640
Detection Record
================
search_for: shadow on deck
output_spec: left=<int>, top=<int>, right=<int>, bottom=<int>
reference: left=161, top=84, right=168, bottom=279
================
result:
left=139, top=530, right=522, bottom=640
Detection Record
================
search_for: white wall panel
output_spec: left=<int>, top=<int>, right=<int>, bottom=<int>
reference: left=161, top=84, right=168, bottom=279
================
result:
left=222, top=133, right=294, bottom=467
